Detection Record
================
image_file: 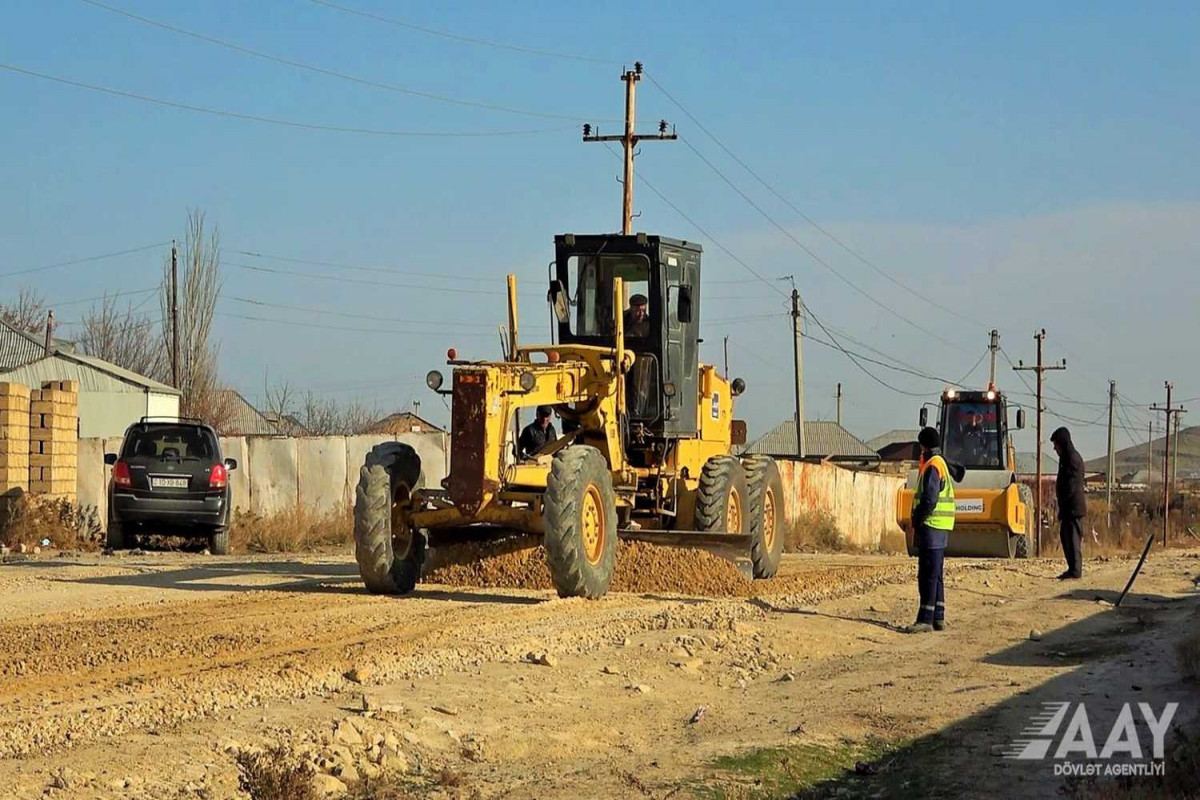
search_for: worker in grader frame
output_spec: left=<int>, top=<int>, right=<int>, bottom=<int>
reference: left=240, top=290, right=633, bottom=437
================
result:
left=904, top=426, right=962, bottom=633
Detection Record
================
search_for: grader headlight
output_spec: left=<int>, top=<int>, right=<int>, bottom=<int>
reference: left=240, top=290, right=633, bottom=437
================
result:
left=519, top=371, right=537, bottom=392
left=426, top=370, right=445, bottom=392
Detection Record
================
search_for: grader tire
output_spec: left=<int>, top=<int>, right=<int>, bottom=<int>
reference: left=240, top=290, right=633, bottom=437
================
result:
left=744, top=455, right=785, bottom=578
left=696, top=456, right=750, bottom=535
left=543, top=446, right=617, bottom=599
left=354, top=442, right=424, bottom=595
left=1014, top=483, right=1034, bottom=559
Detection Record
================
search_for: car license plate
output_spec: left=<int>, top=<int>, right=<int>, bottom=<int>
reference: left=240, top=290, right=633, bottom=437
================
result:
left=151, top=477, right=188, bottom=490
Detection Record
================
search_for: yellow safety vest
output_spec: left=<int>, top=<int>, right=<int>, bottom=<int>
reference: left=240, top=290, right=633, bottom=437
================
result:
left=913, top=454, right=955, bottom=531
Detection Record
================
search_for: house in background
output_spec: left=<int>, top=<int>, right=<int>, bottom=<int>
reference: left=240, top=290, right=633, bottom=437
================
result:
left=867, top=429, right=920, bottom=462
left=0, top=319, right=180, bottom=438
left=743, top=419, right=879, bottom=464
left=364, top=411, right=446, bottom=436
left=215, top=389, right=279, bottom=436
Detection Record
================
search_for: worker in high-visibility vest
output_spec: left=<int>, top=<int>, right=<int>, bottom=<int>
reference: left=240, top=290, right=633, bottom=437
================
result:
left=904, top=426, right=956, bottom=633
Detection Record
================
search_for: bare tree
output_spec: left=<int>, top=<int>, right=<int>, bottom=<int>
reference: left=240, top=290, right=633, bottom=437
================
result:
left=263, top=378, right=377, bottom=435
left=0, top=287, right=47, bottom=334
left=78, top=294, right=165, bottom=378
left=160, top=209, right=228, bottom=429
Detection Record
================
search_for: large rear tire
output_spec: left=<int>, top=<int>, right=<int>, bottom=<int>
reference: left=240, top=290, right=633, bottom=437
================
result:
left=209, top=527, right=230, bottom=556
left=744, top=456, right=784, bottom=578
left=696, top=456, right=749, bottom=535
left=543, top=446, right=617, bottom=599
left=354, top=442, right=424, bottom=595
left=1014, top=483, right=1034, bottom=559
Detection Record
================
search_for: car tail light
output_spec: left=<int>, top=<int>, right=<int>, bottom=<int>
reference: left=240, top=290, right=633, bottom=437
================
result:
left=209, top=463, right=228, bottom=489
left=112, top=460, right=132, bottom=488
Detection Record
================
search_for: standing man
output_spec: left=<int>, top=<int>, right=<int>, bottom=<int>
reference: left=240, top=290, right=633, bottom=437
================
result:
left=518, top=405, right=557, bottom=460
left=1051, top=426, right=1086, bottom=579
left=905, top=427, right=956, bottom=633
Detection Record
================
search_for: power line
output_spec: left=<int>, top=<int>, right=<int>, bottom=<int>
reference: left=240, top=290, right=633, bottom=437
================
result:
left=47, top=287, right=158, bottom=308
left=217, top=311, right=493, bottom=337
left=0, top=62, right=575, bottom=138
left=644, top=72, right=982, bottom=332
left=0, top=241, right=168, bottom=279
left=231, top=248, right=491, bottom=283
left=224, top=295, right=497, bottom=328
left=228, top=261, right=513, bottom=295
left=79, top=0, right=611, bottom=123
left=307, top=0, right=618, bottom=65
left=677, top=136, right=970, bottom=355
left=954, top=349, right=989, bottom=388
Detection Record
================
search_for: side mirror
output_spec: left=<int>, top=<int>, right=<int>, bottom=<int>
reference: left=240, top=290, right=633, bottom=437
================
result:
left=730, top=377, right=746, bottom=397
left=549, top=281, right=569, bottom=325
left=677, top=286, right=693, bottom=324
left=1016, top=409, right=1026, bottom=430
left=225, top=458, right=238, bottom=471
left=919, top=407, right=928, bottom=428
left=104, top=453, right=117, bottom=466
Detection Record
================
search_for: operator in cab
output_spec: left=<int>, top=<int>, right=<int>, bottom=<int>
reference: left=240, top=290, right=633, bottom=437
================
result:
left=624, top=293, right=650, bottom=338
left=518, top=406, right=557, bottom=460
left=905, top=427, right=956, bottom=634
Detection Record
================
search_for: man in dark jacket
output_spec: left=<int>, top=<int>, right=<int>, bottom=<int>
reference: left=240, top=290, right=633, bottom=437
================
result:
left=1051, top=426, right=1087, bottom=579
left=904, top=427, right=956, bottom=634
left=518, top=406, right=557, bottom=460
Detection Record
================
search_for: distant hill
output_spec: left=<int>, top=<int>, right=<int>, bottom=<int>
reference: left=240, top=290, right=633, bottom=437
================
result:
left=1084, top=425, right=1200, bottom=481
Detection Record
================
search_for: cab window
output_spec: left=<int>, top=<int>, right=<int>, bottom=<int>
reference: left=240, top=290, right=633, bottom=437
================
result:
left=567, top=254, right=651, bottom=338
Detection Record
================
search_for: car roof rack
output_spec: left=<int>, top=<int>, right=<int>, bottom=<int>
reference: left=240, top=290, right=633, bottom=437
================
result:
left=137, top=416, right=209, bottom=425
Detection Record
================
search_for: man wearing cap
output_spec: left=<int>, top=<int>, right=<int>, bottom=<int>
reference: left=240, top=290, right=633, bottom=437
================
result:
left=624, top=294, right=650, bottom=338
left=518, top=405, right=557, bottom=460
left=905, top=426, right=957, bottom=633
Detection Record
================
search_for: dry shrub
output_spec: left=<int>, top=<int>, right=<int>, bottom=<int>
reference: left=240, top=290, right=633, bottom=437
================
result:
left=1178, top=632, right=1200, bottom=683
left=1031, top=489, right=1200, bottom=558
left=230, top=507, right=353, bottom=554
left=0, top=493, right=102, bottom=551
left=235, top=745, right=317, bottom=800
left=786, top=509, right=844, bottom=552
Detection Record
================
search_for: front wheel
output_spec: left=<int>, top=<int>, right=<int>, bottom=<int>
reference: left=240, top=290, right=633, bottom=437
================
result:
left=695, top=456, right=750, bottom=535
left=543, top=446, right=617, bottom=599
left=744, top=456, right=785, bottom=578
left=354, top=442, right=425, bottom=595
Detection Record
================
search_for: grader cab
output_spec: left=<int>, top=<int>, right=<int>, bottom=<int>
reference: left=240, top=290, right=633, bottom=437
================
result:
left=352, top=232, right=785, bottom=599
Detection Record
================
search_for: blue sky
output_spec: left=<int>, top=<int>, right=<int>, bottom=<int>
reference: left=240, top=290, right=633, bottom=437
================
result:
left=2, top=0, right=1198, bottom=459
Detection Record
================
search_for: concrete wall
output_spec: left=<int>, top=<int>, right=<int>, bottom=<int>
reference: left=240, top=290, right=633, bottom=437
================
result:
left=77, top=432, right=448, bottom=526
left=777, top=460, right=905, bottom=551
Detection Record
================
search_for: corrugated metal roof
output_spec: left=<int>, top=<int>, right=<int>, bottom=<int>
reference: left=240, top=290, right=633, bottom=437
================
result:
left=215, top=390, right=277, bottom=435
left=0, top=352, right=179, bottom=395
left=59, top=352, right=179, bottom=394
left=866, top=429, right=920, bottom=451
left=744, top=420, right=878, bottom=460
left=365, top=411, right=446, bottom=434
left=0, top=319, right=75, bottom=370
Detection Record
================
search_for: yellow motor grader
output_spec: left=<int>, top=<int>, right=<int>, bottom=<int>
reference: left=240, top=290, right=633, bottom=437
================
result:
left=352, top=233, right=785, bottom=598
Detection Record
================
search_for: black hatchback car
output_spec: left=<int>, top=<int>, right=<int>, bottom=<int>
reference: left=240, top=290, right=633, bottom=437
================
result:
left=105, top=419, right=237, bottom=554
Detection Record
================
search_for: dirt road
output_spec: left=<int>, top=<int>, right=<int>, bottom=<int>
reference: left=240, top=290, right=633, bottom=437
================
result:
left=1, top=547, right=1196, bottom=799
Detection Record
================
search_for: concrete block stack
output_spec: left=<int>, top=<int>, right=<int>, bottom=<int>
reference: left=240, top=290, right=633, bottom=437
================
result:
left=29, top=380, right=79, bottom=501
left=0, top=383, right=32, bottom=493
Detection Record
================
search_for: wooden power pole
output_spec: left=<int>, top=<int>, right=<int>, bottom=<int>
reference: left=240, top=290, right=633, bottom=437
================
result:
left=835, top=382, right=843, bottom=427
left=1013, top=329, right=1066, bottom=556
left=170, top=239, right=180, bottom=389
left=1106, top=380, right=1116, bottom=532
left=790, top=287, right=806, bottom=457
left=1151, top=382, right=1187, bottom=546
left=582, top=62, right=677, bottom=235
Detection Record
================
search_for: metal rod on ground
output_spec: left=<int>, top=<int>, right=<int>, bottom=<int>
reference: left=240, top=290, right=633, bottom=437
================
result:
left=1115, top=529, right=1158, bottom=608
left=1107, top=379, right=1116, bottom=533
left=1013, top=329, right=1066, bottom=557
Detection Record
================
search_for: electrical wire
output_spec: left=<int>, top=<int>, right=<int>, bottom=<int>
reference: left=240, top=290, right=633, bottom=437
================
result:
left=307, top=0, right=619, bottom=64
left=78, top=0, right=612, bottom=123
left=228, top=261, right=509, bottom=295
left=0, top=62, right=575, bottom=138
left=47, top=287, right=157, bottom=308
left=953, top=349, right=989, bottom=388
left=224, top=295, right=497, bottom=328
left=217, top=311, right=493, bottom=337
left=645, top=72, right=981, bottom=330
left=232, top=248, right=509, bottom=283
left=0, top=241, right=168, bottom=279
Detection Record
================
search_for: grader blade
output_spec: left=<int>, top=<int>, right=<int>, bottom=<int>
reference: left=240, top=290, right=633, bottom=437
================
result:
left=618, top=529, right=756, bottom=579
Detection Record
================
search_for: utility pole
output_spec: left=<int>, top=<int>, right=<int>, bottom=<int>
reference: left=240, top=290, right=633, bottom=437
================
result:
left=1013, top=329, right=1066, bottom=556
left=582, top=62, right=677, bottom=235
left=988, top=329, right=1000, bottom=387
left=723, top=335, right=729, bottom=380
left=42, top=309, right=54, bottom=356
left=1151, top=382, right=1187, bottom=546
left=1173, top=413, right=1181, bottom=492
left=170, top=239, right=180, bottom=389
left=1148, top=421, right=1154, bottom=485
left=836, top=382, right=843, bottom=427
left=789, top=286, right=806, bottom=457
left=1106, top=380, right=1116, bottom=532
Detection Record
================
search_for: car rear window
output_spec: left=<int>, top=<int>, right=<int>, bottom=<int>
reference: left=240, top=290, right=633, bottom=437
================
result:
left=122, top=425, right=218, bottom=461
